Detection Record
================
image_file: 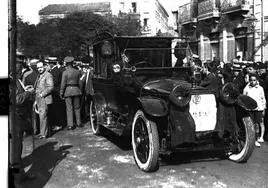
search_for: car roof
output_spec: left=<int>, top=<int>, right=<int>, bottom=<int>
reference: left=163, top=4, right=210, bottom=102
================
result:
left=114, top=36, right=188, bottom=40
left=93, top=32, right=188, bottom=49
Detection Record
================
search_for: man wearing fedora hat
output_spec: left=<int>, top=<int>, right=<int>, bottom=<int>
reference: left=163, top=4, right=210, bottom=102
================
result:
left=60, top=56, right=82, bottom=130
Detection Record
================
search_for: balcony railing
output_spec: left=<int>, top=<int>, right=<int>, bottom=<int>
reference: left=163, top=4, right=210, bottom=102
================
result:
left=197, top=0, right=220, bottom=21
left=220, top=0, right=250, bottom=14
left=179, top=1, right=197, bottom=25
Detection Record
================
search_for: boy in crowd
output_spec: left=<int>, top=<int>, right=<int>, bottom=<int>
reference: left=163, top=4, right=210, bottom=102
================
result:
left=243, top=73, right=266, bottom=147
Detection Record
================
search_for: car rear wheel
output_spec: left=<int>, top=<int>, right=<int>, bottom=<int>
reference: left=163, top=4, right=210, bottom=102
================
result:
left=132, top=110, right=159, bottom=172
left=228, top=116, right=255, bottom=162
left=90, top=101, right=102, bottom=135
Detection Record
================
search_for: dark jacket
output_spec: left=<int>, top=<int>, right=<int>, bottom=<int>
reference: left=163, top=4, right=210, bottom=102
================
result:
left=60, top=67, right=82, bottom=97
left=50, top=66, right=63, bottom=93
left=16, top=79, right=32, bottom=131
left=222, top=64, right=233, bottom=83
left=233, top=71, right=246, bottom=93
left=80, top=69, right=94, bottom=96
left=23, top=66, right=39, bottom=87
left=200, top=72, right=222, bottom=98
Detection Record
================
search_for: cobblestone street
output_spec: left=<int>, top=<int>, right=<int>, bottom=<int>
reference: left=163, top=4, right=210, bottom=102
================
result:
left=17, top=121, right=268, bottom=188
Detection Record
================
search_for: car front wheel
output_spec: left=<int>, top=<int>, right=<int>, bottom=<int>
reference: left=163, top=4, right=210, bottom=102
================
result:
left=132, top=110, right=159, bottom=172
left=228, top=116, right=255, bottom=162
left=90, top=101, right=102, bottom=135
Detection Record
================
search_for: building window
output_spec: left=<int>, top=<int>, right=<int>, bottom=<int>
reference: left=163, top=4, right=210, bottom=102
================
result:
left=142, top=18, right=149, bottom=32
left=143, top=18, right=148, bottom=27
left=211, top=43, right=219, bottom=59
left=120, top=2, right=125, bottom=11
left=236, top=37, right=247, bottom=60
left=131, top=2, right=137, bottom=13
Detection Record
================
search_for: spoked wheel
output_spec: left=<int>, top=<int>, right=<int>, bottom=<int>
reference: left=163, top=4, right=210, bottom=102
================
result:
left=132, top=110, right=159, bottom=172
left=228, top=116, right=255, bottom=162
left=90, top=101, right=102, bottom=135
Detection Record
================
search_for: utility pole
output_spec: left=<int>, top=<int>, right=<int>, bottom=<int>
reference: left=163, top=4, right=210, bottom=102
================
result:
left=261, top=0, right=263, bottom=62
left=8, top=0, right=17, bottom=177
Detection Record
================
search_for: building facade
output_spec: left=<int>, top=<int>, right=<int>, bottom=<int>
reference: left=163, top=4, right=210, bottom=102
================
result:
left=173, top=0, right=267, bottom=63
left=39, top=2, right=112, bottom=23
left=109, top=0, right=169, bottom=36
left=39, top=0, right=169, bottom=36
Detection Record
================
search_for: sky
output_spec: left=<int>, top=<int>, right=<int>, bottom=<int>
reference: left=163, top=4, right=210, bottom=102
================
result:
left=17, top=0, right=189, bottom=25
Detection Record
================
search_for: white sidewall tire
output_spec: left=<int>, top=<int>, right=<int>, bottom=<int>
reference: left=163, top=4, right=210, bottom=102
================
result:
left=90, top=101, right=101, bottom=135
left=132, top=110, right=159, bottom=172
left=228, top=116, right=255, bottom=162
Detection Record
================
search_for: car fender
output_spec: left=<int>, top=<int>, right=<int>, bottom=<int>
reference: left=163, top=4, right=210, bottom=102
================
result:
left=236, top=94, right=257, bottom=111
left=91, top=93, right=107, bottom=125
left=138, top=96, right=168, bottom=117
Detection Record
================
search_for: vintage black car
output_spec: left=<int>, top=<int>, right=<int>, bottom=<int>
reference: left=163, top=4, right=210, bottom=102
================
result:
left=89, top=32, right=257, bottom=172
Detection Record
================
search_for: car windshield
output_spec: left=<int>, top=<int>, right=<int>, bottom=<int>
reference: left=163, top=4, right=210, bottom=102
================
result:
left=116, top=37, right=188, bottom=68
left=124, top=48, right=172, bottom=68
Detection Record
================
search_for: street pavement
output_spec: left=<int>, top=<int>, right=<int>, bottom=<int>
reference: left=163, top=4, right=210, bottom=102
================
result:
left=16, top=121, right=268, bottom=188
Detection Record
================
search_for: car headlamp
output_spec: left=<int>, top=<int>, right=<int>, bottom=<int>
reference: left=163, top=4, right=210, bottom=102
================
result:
left=170, top=84, right=191, bottom=107
left=220, top=82, right=240, bottom=104
left=112, top=64, right=121, bottom=73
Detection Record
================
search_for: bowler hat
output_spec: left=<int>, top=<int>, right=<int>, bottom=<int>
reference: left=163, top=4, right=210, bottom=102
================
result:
left=64, top=56, right=74, bottom=64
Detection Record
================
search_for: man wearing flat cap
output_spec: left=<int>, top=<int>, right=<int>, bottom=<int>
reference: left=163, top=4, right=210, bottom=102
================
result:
left=60, top=56, right=82, bottom=129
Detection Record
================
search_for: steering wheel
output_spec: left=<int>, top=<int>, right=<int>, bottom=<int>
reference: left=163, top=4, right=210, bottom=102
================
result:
left=134, top=61, right=150, bottom=67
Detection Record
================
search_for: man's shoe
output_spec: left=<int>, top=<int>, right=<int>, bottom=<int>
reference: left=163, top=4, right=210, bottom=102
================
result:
left=20, top=174, right=36, bottom=182
left=39, top=135, right=46, bottom=139
left=257, top=138, right=264, bottom=143
left=53, top=126, right=62, bottom=131
left=67, top=126, right=73, bottom=130
left=255, top=141, right=261, bottom=147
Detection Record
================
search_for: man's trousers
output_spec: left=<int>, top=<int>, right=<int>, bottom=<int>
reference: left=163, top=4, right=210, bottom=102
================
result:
left=65, top=96, right=81, bottom=128
left=36, top=97, right=48, bottom=137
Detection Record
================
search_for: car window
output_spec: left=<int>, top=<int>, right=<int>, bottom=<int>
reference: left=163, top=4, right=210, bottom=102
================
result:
left=124, top=49, right=171, bottom=68
left=93, top=44, right=110, bottom=79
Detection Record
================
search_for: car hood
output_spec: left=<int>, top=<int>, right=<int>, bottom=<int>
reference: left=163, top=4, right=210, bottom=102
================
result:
left=142, top=79, right=193, bottom=95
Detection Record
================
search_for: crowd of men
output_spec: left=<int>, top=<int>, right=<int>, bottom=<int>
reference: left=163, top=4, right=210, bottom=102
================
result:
left=11, top=55, right=93, bottom=184
left=11, top=52, right=268, bottom=184
left=198, top=56, right=268, bottom=147
left=25, top=56, right=93, bottom=135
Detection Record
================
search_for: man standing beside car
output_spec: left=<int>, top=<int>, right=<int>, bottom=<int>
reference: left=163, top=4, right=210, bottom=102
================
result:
left=60, top=56, right=82, bottom=130
left=80, top=65, right=94, bottom=121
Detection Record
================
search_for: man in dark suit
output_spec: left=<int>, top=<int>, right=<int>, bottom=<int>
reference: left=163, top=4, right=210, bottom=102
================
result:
left=11, top=60, right=36, bottom=183
left=80, top=66, right=94, bottom=121
left=47, top=57, right=64, bottom=131
left=200, top=62, right=222, bottom=99
left=35, top=61, right=54, bottom=138
left=60, top=56, right=82, bottom=130
left=22, top=60, right=39, bottom=135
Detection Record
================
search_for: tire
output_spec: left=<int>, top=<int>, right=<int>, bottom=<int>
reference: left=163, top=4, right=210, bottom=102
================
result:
left=132, top=110, right=159, bottom=172
left=228, top=116, right=255, bottom=163
left=90, top=101, right=102, bottom=135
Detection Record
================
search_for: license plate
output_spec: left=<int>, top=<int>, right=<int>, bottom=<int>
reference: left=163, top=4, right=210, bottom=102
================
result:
left=189, top=94, right=217, bottom=132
